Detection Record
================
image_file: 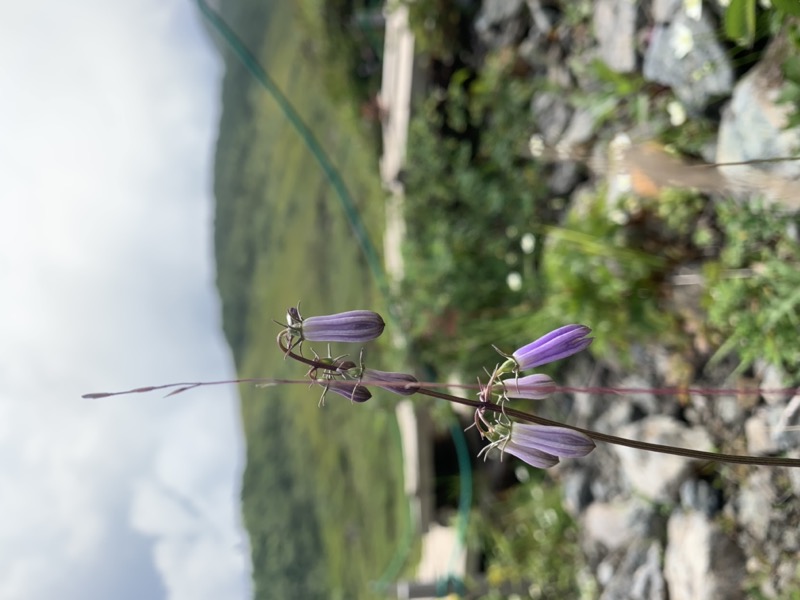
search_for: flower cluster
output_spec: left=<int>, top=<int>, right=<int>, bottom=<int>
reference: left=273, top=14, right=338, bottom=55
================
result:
left=280, top=305, right=417, bottom=403
left=280, top=306, right=596, bottom=470
left=83, top=307, right=800, bottom=472
left=476, top=325, right=596, bottom=468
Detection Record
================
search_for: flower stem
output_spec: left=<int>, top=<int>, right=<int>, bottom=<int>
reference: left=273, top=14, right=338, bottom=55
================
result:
left=416, top=388, right=800, bottom=468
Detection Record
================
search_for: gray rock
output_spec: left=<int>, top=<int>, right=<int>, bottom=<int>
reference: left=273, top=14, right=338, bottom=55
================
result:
left=755, top=361, right=794, bottom=406
left=613, top=374, right=659, bottom=416
left=737, top=470, right=775, bottom=542
left=547, top=161, right=583, bottom=195
left=613, top=416, right=713, bottom=501
left=679, top=478, right=722, bottom=516
left=652, top=0, right=681, bottom=23
left=475, top=0, right=526, bottom=49
left=643, top=11, right=733, bottom=112
left=532, top=92, right=572, bottom=145
left=582, top=498, right=656, bottom=551
left=519, top=0, right=556, bottom=54
left=664, top=510, right=746, bottom=600
left=787, top=451, right=800, bottom=495
left=593, top=0, right=638, bottom=73
left=745, top=403, right=800, bottom=455
left=563, top=354, right=602, bottom=425
left=745, top=410, right=779, bottom=455
left=562, top=467, right=594, bottom=515
left=716, top=37, right=800, bottom=208
left=560, top=107, right=597, bottom=148
left=715, top=394, right=745, bottom=426
left=601, top=540, right=666, bottom=600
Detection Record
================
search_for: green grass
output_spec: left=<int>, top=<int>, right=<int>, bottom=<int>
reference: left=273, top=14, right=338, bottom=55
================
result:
left=212, top=0, right=414, bottom=598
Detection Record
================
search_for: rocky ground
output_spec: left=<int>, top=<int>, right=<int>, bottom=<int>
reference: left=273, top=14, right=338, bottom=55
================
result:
left=474, top=1, right=800, bottom=598
left=555, top=352, right=800, bottom=599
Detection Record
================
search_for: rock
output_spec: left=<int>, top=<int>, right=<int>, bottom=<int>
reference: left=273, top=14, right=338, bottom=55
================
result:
left=652, top=0, right=681, bottom=23
left=744, top=410, right=778, bottom=455
left=786, top=451, right=800, bottom=496
left=715, top=394, right=744, bottom=426
left=519, top=0, right=557, bottom=56
left=716, top=37, right=800, bottom=208
left=611, top=374, right=660, bottom=417
left=613, top=416, right=713, bottom=501
left=643, top=11, right=733, bottom=112
left=562, top=354, right=602, bottom=425
left=560, top=107, right=596, bottom=148
left=562, top=466, right=594, bottom=515
left=737, top=470, right=775, bottom=542
left=582, top=498, right=658, bottom=551
left=547, top=161, right=583, bottom=195
left=664, top=510, right=746, bottom=600
left=755, top=361, right=794, bottom=406
left=475, top=0, right=527, bottom=49
left=600, top=540, right=666, bottom=600
left=679, top=478, right=722, bottom=516
left=593, top=0, right=638, bottom=73
left=531, top=92, right=572, bottom=145
left=744, top=402, right=800, bottom=455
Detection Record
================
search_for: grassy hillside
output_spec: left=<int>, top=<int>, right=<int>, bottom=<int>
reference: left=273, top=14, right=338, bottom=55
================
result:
left=211, top=1, right=410, bottom=598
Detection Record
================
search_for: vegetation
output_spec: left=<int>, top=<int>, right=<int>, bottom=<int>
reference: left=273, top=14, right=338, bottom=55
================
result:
left=705, top=200, right=800, bottom=377
left=469, top=470, right=587, bottom=599
left=213, top=0, right=411, bottom=598
left=398, top=4, right=800, bottom=590
left=400, top=1, right=800, bottom=378
left=210, top=0, right=800, bottom=597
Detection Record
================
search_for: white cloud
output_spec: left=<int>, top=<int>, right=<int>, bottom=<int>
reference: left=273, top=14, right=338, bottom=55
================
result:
left=0, top=1, right=251, bottom=599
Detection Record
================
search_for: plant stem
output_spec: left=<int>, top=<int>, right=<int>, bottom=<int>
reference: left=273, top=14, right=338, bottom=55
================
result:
left=417, top=388, right=800, bottom=468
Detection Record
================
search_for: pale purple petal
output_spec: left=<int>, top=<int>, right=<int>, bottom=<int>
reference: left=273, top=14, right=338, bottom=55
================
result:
left=512, top=325, right=592, bottom=370
left=300, top=310, right=385, bottom=343
left=505, top=374, right=556, bottom=400
left=363, top=369, right=419, bottom=396
left=502, top=441, right=559, bottom=469
left=325, top=381, right=372, bottom=403
left=510, top=424, right=595, bottom=458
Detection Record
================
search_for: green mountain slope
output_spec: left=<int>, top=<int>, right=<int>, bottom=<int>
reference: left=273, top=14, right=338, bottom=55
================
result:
left=210, top=1, right=410, bottom=598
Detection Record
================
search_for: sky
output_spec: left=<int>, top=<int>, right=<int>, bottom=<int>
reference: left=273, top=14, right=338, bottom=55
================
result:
left=1, top=1, right=252, bottom=599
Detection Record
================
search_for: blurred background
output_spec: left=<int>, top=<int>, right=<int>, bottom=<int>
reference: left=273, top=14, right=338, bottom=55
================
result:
left=5, top=0, right=800, bottom=599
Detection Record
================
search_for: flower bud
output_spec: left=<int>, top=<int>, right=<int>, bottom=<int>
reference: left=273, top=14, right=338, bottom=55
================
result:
left=503, top=423, right=595, bottom=468
left=325, top=381, right=372, bottom=403
left=363, top=369, right=419, bottom=396
left=503, top=374, right=556, bottom=400
left=299, top=310, right=385, bottom=343
left=505, top=325, right=592, bottom=372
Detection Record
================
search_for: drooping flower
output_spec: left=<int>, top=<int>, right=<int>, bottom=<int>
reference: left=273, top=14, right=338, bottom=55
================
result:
left=503, top=373, right=556, bottom=400
left=334, top=361, right=419, bottom=396
left=361, top=369, right=419, bottom=396
left=502, top=423, right=595, bottom=468
left=505, top=325, right=592, bottom=372
left=291, top=309, right=385, bottom=343
left=324, top=380, right=372, bottom=403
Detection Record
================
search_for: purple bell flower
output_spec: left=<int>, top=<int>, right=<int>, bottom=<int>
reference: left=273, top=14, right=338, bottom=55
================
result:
left=297, top=310, right=385, bottom=343
left=503, top=423, right=595, bottom=469
left=324, top=380, right=372, bottom=403
left=504, top=373, right=556, bottom=400
left=510, top=325, right=592, bottom=371
left=362, top=369, right=419, bottom=396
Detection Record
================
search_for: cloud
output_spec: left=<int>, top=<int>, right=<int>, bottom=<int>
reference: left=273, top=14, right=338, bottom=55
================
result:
left=0, top=1, right=251, bottom=599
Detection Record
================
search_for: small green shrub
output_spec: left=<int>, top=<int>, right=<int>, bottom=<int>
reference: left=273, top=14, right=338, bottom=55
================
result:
left=704, top=200, right=800, bottom=376
left=470, top=473, right=584, bottom=598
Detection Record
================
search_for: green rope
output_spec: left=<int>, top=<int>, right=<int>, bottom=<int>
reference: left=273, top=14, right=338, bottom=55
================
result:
left=196, top=0, right=390, bottom=307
